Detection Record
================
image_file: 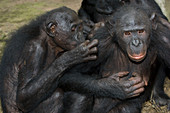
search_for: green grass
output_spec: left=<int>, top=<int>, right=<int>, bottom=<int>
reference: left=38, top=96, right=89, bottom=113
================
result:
left=0, top=0, right=63, bottom=59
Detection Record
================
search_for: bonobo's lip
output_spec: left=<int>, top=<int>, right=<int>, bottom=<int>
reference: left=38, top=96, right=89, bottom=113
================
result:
left=128, top=52, right=146, bottom=62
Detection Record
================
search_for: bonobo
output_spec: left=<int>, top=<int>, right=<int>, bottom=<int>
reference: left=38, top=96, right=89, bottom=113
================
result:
left=79, top=0, right=170, bottom=109
left=78, top=0, right=130, bottom=23
left=59, top=4, right=170, bottom=113
left=78, top=0, right=167, bottom=23
left=0, top=7, right=98, bottom=113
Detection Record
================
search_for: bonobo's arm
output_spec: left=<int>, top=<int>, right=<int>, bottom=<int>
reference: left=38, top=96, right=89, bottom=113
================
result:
left=16, top=39, right=98, bottom=112
left=59, top=70, right=145, bottom=100
left=152, top=17, right=170, bottom=67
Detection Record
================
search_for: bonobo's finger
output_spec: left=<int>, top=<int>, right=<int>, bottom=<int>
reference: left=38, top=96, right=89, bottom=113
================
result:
left=87, top=39, right=98, bottom=48
left=129, top=94, right=140, bottom=98
left=82, top=40, right=90, bottom=46
left=89, top=47, right=97, bottom=54
left=123, top=79, right=140, bottom=88
left=117, top=71, right=129, bottom=77
left=127, top=81, right=145, bottom=94
left=132, top=72, right=140, bottom=77
left=83, top=55, right=97, bottom=61
left=109, top=71, right=129, bottom=79
left=128, top=87, right=145, bottom=97
left=133, top=81, right=145, bottom=90
left=129, top=76, right=143, bottom=85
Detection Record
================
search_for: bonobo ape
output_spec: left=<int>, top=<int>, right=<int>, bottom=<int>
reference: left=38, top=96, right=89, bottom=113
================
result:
left=78, top=0, right=167, bottom=23
left=0, top=7, right=98, bottom=113
left=79, top=0, right=170, bottom=110
left=59, top=4, right=170, bottom=113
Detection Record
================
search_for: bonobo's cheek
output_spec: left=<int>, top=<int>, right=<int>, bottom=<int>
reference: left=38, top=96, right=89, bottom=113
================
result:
left=127, top=45, right=147, bottom=62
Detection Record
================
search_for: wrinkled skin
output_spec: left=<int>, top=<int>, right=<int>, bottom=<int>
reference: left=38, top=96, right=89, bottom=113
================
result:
left=0, top=7, right=98, bottom=113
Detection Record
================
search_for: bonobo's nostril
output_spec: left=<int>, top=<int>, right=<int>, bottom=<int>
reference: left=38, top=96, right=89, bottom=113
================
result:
left=132, top=39, right=140, bottom=47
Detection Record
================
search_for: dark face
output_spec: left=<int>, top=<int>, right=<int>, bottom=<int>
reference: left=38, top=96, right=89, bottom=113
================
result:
left=45, top=8, right=85, bottom=50
left=94, top=0, right=130, bottom=22
left=116, top=9, right=151, bottom=62
left=96, top=0, right=130, bottom=14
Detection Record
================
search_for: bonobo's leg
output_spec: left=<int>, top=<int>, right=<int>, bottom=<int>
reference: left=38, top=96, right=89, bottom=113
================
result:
left=60, top=92, right=94, bottom=113
left=152, top=64, right=170, bottom=110
left=107, top=99, right=143, bottom=113
left=31, top=88, right=64, bottom=113
left=105, top=87, right=151, bottom=113
left=92, top=98, right=120, bottom=113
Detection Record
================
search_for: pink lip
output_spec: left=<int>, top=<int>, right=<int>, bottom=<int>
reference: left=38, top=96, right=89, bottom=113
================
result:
left=128, top=52, right=146, bottom=61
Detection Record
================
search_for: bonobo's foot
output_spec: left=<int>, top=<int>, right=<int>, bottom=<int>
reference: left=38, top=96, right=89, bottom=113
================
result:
left=152, top=90, right=170, bottom=111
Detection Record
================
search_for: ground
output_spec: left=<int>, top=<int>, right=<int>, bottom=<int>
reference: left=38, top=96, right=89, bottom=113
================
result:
left=0, top=0, right=169, bottom=113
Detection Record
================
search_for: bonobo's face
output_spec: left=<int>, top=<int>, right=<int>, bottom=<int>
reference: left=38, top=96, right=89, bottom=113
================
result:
left=96, top=0, right=130, bottom=14
left=116, top=10, right=151, bottom=62
left=95, top=0, right=130, bottom=22
left=45, top=8, right=85, bottom=50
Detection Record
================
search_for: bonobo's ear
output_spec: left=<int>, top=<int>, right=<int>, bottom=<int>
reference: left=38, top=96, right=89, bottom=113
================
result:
left=46, top=22, right=57, bottom=37
left=150, top=13, right=157, bottom=30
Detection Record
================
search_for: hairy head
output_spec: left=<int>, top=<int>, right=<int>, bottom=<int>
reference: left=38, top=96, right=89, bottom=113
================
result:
left=45, top=7, right=85, bottom=50
left=107, top=5, right=155, bottom=62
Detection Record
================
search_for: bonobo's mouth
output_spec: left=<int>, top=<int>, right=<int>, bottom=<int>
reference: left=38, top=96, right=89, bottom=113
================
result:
left=128, top=52, right=146, bottom=62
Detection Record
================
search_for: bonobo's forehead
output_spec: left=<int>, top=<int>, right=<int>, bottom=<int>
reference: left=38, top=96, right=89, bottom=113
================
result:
left=120, top=10, right=150, bottom=29
left=111, top=5, right=152, bottom=31
left=54, top=11, right=79, bottom=23
left=48, top=9, right=81, bottom=31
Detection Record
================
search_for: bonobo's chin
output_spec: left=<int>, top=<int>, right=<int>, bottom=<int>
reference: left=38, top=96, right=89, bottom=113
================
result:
left=128, top=52, right=147, bottom=62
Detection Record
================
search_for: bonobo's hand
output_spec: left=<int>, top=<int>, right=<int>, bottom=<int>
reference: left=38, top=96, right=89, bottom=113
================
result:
left=82, top=19, right=94, bottom=38
left=110, top=72, right=145, bottom=98
left=123, top=72, right=145, bottom=98
left=69, top=39, right=98, bottom=64
left=97, top=72, right=145, bottom=100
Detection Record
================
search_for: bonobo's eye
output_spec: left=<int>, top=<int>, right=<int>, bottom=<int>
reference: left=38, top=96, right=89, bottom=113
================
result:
left=47, top=22, right=57, bottom=33
left=124, top=31, right=131, bottom=36
left=138, top=29, right=145, bottom=34
left=71, top=25, right=76, bottom=32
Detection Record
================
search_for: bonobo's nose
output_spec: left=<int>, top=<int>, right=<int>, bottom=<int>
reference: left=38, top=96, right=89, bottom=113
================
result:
left=132, top=39, right=140, bottom=47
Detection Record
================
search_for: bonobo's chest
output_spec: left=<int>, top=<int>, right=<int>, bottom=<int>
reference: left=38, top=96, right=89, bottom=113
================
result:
left=101, top=46, right=157, bottom=80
